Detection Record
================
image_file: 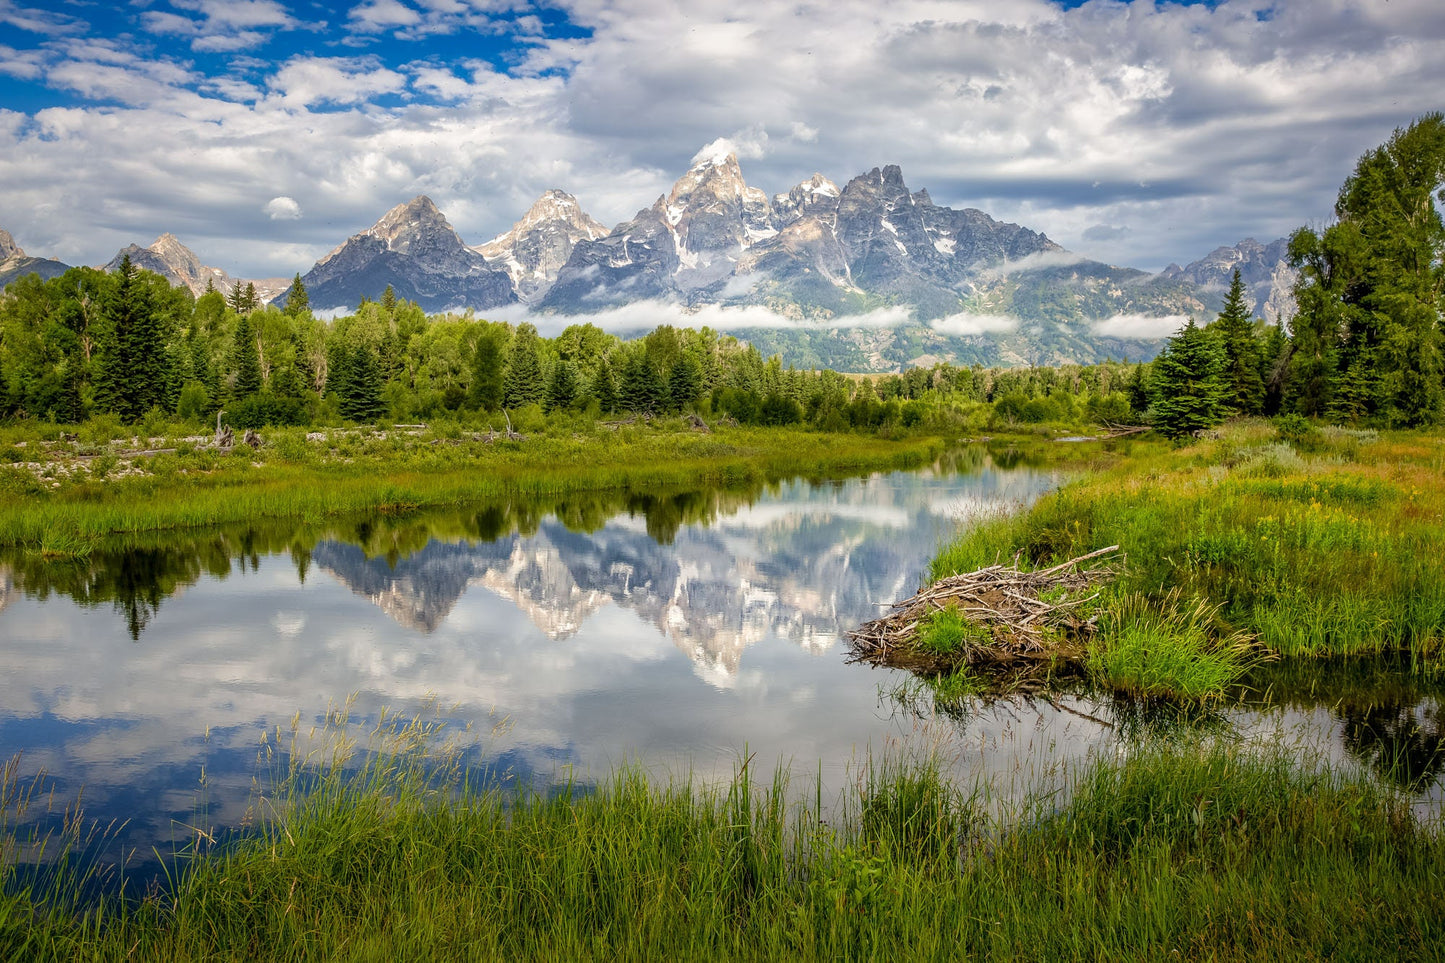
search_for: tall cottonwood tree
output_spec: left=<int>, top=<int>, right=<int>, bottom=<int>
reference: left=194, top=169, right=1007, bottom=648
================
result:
left=1288, top=113, right=1445, bottom=425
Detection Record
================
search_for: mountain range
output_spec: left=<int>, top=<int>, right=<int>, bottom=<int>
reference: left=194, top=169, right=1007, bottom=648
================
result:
left=0, top=148, right=1301, bottom=368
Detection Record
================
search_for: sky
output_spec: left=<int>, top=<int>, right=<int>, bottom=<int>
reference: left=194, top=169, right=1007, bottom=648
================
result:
left=0, top=0, right=1440, bottom=281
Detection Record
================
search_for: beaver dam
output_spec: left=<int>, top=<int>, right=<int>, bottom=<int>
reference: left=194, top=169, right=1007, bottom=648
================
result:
left=847, top=545, right=1123, bottom=681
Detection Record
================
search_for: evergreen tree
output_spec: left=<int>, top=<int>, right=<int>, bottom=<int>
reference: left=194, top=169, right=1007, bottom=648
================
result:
left=244, top=282, right=259, bottom=313
left=1287, top=113, right=1445, bottom=425
left=1209, top=268, right=1264, bottom=414
left=621, top=352, right=666, bottom=414
left=468, top=327, right=507, bottom=411
left=291, top=333, right=316, bottom=393
left=592, top=357, right=618, bottom=413
left=1150, top=320, right=1227, bottom=440
left=339, top=343, right=384, bottom=422
left=94, top=254, right=169, bottom=420
left=1125, top=363, right=1151, bottom=417
left=547, top=359, right=578, bottom=412
left=667, top=354, right=702, bottom=411
left=283, top=274, right=310, bottom=317
left=503, top=323, right=545, bottom=408
left=229, top=313, right=263, bottom=401
left=381, top=284, right=396, bottom=317
left=1258, top=322, right=1288, bottom=416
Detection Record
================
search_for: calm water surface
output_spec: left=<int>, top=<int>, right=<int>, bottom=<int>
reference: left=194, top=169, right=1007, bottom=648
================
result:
left=1, top=452, right=1441, bottom=883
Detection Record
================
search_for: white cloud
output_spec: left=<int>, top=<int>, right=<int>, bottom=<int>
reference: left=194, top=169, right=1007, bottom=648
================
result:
left=691, top=125, right=769, bottom=166
left=3, top=0, right=1444, bottom=285
left=929, top=313, right=1019, bottom=337
left=268, top=56, right=408, bottom=107
left=264, top=196, right=303, bottom=220
left=1088, top=313, right=1188, bottom=340
left=348, top=0, right=423, bottom=32
left=0, top=0, right=85, bottom=35
left=488, top=300, right=916, bottom=335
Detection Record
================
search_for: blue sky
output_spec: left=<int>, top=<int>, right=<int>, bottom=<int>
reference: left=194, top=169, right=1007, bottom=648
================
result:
left=1, top=0, right=1439, bottom=281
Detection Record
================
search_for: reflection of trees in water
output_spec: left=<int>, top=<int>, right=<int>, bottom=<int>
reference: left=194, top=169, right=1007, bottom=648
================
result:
left=0, top=459, right=892, bottom=639
left=1340, top=700, right=1445, bottom=791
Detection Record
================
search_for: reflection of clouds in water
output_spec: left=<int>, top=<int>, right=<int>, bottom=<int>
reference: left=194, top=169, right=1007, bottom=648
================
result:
left=26, top=460, right=1428, bottom=878
left=272, top=612, right=307, bottom=637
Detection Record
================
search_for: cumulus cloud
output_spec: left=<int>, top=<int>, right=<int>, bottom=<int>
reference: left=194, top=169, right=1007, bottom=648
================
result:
left=264, top=195, right=303, bottom=220
left=348, top=0, right=422, bottom=33
left=0, top=0, right=85, bottom=35
left=268, top=56, right=407, bottom=107
left=1088, top=313, right=1189, bottom=340
left=2, top=0, right=1443, bottom=281
left=145, top=0, right=300, bottom=52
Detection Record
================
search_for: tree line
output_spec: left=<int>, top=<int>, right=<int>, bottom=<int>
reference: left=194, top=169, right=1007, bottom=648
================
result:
left=1, top=115, right=1441, bottom=437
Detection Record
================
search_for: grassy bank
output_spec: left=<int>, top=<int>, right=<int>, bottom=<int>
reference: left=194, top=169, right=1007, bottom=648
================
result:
left=0, top=422, right=944, bottom=550
left=927, top=421, right=1445, bottom=698
left=3, top=717, right=1439, bottom=961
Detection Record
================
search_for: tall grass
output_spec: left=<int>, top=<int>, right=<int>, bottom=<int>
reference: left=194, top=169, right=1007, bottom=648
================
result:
left=3, top=716, right=1439, bottom=961
left=931, top=422, right=1445, bottom=681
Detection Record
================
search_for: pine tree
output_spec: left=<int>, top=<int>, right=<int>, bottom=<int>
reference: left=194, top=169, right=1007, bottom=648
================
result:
left=283, top=274, right=310, bottom=317
left=667, top=354, right=702, bottom=411
left=381, top=284, right=396, bottom=318
left=620, top=352, right=666, bottom=414
left=503, top=323, right=544, bottom=408
left=592, top=357, right=618, bottom=413
left=94, top=254, right=168, bottom=420
left=1209, top=268, right=1264, bottom=415
left=229, top=314, right=263, bottom=401
left=469, top=327, right=506, bottom=411
left=1150, top=320, right=1227, bottom=440
left=339, top=343, right=384, bottom=422
left=547, top=359, right=577, bottom=412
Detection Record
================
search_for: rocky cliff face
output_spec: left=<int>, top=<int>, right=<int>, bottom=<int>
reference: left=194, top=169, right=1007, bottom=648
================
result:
left=1160, top=236, right=1296, bottom=322
left=0, top=228, right=70, bottom=289
left=104, top=233, right=232, bottom=296
left=543, top=154, right=1069, bottom=319
left=284, top=195, right=516, bottom=313
left=101, top=233, right=288, bottom=301
left=474, top=190, right=608, bottom=303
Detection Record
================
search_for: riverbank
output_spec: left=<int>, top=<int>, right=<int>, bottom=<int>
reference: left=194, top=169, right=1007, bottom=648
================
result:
left=3, top=719, right=1439, bottom=961
left=917, top=420, right=1445, bottom=699
left=0, top=421, right=945, bottom=551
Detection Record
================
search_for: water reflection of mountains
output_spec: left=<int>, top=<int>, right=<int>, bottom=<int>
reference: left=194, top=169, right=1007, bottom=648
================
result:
left=311, top=511, right=922, bottom=677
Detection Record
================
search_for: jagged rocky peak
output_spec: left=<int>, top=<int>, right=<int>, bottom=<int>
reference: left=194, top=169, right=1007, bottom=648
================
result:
left=103, top=233, right=232, bottom=296
left=1159, top=236, right=1296, bottom=321
left=293, top=194, right=515, bottom=313
left=475, top=189, right=608, bottom=302
left=362, top=195, right=460, bottom=256
left=773, top=173, right=841, bottom=223
left=660, top=147, right=777, bottom=286
left=0, top=228, right=24, bottom=261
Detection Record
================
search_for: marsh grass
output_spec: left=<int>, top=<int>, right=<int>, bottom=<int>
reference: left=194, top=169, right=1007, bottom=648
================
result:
left=931, top=422, right=1445, bottom=693
left=0, top=427, right=943, bottom=550
left=1089, top=591, right=1266, bottom=700
left=3, top=713, right=1440, bottom=962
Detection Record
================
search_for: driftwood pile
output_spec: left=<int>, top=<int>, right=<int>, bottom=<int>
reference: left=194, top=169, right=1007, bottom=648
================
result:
left=848, top=545, right=1123, bottom=673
